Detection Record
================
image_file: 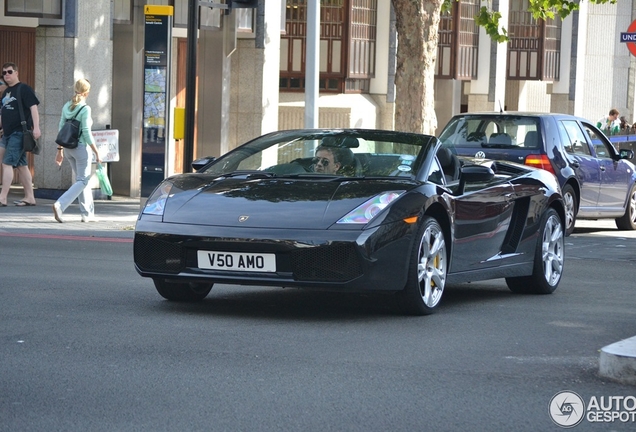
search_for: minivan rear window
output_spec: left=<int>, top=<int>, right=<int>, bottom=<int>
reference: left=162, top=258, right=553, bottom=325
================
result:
left=439, top=116, right=541, bottom=149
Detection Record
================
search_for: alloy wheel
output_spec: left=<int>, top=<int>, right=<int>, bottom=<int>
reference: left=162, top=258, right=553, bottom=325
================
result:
left=417, top=224, right=447, bottom=308
left=542, top=213, right=564, bottom=287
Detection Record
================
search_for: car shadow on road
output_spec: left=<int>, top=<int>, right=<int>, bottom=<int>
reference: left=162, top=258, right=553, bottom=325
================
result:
left=149, top=281, right=517, bottom=321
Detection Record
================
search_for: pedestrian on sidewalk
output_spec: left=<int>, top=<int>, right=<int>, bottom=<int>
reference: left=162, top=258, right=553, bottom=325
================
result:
left=0, top=62, right=40, bottom=207
left=596, top=108, right=621, bottom=136
left=52, top=78, right=101, bottom=223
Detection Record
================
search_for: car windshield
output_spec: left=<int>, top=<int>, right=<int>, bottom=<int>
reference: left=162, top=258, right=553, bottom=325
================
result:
left=439, top=115, right=541, bottom=149
left=201, top=130, right=437, bottom=179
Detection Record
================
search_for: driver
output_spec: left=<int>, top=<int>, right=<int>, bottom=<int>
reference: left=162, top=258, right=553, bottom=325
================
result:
left=312, top=139, right=356, bottom=175
left=312, top=144, right=342, bottom=174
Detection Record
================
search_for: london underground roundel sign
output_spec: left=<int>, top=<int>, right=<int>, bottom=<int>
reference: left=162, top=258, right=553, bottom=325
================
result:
left=621, top=19, right=636, bottom=56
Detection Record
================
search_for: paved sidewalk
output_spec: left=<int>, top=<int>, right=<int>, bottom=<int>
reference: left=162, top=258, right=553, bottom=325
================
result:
left=0, top=187, right=140, bottom=238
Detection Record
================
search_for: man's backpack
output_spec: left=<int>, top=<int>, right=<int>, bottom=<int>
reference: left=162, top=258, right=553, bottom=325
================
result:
left=55, top=105, right=85, bottom=149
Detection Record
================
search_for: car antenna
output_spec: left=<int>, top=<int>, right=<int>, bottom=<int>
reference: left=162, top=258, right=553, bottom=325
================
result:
left=498, top=101, right=504, bottom=113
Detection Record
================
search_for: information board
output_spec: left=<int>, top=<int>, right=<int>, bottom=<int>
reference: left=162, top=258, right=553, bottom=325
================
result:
left=141, top=5, right=173, bottom=197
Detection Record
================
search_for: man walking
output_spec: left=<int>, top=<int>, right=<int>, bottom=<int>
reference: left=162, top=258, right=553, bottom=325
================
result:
left=0, top=62, right=40, bottom=206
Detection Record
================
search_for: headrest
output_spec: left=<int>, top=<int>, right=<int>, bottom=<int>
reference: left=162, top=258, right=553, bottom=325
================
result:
left=488, top=133, right=512, bottom=146
left=436, top=147, right=453, bottom=165
left=524, top=131, right=538, bottom=147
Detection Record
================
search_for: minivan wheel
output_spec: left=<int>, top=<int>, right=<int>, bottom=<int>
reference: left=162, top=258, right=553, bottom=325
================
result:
left=615, top=184, right=636, bottom=230
left=561, top=184, right=577, bottom=236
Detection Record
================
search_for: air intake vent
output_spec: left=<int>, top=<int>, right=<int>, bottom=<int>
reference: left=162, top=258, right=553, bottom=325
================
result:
left=134, top=233, right=184, bottom=274
left=290, top=243, right=363, bottom=282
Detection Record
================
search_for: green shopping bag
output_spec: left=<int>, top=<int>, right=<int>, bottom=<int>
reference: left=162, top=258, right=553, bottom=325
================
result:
left=96, top=163, right=113, bottom=196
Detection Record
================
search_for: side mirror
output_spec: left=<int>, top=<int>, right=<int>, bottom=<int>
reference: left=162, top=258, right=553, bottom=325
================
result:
left=192, top=156, right=216, bottom=172
left=457, top=165, right=495, bottom=194
left=619, top=148, right=634, bottom=160
left=460, top=165, right=495, bottom=182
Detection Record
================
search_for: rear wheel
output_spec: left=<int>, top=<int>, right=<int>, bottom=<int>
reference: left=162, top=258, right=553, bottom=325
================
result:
left=505, top=208, right=564, bottom=294
left=397, top=217, right=447, bottom=315
left=153, top=279, right=213, bottom=302
left=615, top=184, right=636, bottom=230
left=561, top=184, right=577, bottom=236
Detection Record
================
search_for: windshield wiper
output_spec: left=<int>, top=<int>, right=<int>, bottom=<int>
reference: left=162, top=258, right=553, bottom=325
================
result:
left=281, top=174, right=398, bottom=181
left=280, top=173, right=342, bottom=179
left=213, top=170, right=277, bottom=179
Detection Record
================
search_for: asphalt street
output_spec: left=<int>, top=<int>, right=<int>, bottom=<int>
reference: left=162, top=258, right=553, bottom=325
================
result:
left=1, top=188, right=635, bottom=431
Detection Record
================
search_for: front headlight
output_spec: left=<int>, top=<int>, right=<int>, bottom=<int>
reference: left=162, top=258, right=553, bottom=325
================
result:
left=337, top=191, right=405, bottom=224
left=142, top=181, right=174, bottom=216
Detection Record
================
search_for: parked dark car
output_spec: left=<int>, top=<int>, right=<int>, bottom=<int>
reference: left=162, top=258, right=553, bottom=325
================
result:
left=438, top=112, right=636, bottom=235
left=134, top=129, right=565, bottom=315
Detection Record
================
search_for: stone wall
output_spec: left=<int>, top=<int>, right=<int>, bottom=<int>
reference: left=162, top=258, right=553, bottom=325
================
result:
left=34, top=0, right=113, bottom=197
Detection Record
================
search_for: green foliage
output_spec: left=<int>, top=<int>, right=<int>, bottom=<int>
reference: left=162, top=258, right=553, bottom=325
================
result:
left=475, top=6, right=508, bottom=43
left=441, top=0, right=453, bottom=14
left=451, top=0, right=619, bottom=43
left=528, top=0, right=617, bottom=20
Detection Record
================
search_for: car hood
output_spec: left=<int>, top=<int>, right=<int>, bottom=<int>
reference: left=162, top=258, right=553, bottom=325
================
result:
left=162, top=176, right=417, bottom=229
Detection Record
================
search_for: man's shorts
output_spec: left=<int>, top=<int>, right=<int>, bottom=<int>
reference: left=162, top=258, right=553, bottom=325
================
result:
left=2, top=131, right=27, bottom=168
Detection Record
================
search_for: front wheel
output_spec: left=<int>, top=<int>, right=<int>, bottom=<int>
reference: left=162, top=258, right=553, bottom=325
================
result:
left=615, top=184, right=636, bottom=230
left=505, top=208, right=564, bottom=294
left=153, top=278, right=213, bottom=302
left=397, top=217, right=447, bottom=315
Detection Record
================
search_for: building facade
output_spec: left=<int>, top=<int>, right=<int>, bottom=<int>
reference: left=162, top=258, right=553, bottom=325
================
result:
left=0, top=0, right=633, bottom=198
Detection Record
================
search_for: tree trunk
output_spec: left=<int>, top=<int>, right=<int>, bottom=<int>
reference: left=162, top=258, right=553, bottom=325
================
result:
left=392, top=0, right=444, bottom=135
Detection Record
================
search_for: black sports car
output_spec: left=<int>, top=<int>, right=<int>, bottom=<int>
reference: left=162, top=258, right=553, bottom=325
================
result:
left=134, top=129, right=566, bottom=315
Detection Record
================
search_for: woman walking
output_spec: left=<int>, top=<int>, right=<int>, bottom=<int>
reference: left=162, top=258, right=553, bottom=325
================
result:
left=52, top=79, right=101, bottom=222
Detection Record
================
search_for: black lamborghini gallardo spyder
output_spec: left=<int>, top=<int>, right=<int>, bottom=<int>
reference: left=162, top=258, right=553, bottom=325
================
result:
left=134, top=129, right=566, bottom=315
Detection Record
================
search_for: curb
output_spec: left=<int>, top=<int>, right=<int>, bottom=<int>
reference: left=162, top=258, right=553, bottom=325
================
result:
left=0, top=187, right=140, bottom=236
left=599, top=336, right=636, bottom=385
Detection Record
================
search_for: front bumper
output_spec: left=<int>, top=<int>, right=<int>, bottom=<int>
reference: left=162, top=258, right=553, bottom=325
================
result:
left=133, top=219, right=417, bottom=292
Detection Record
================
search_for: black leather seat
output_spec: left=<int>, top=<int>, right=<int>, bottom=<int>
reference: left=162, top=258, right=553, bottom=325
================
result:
left=436, top=147, right=460, bottom=182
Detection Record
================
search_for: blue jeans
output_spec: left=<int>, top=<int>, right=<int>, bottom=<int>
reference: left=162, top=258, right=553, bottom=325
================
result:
left=56, top=144, right=94, bottom=217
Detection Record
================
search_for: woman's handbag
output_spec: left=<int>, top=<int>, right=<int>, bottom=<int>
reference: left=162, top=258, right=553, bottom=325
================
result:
left=55, top=106, right=85, bottom=149
left=96, top=163, right=113, bottom=196
left=16, top=84, right=40, bottom=155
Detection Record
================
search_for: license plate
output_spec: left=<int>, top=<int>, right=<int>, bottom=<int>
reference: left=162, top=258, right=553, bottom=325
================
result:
left=197, top=251, right=276, bottom=272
